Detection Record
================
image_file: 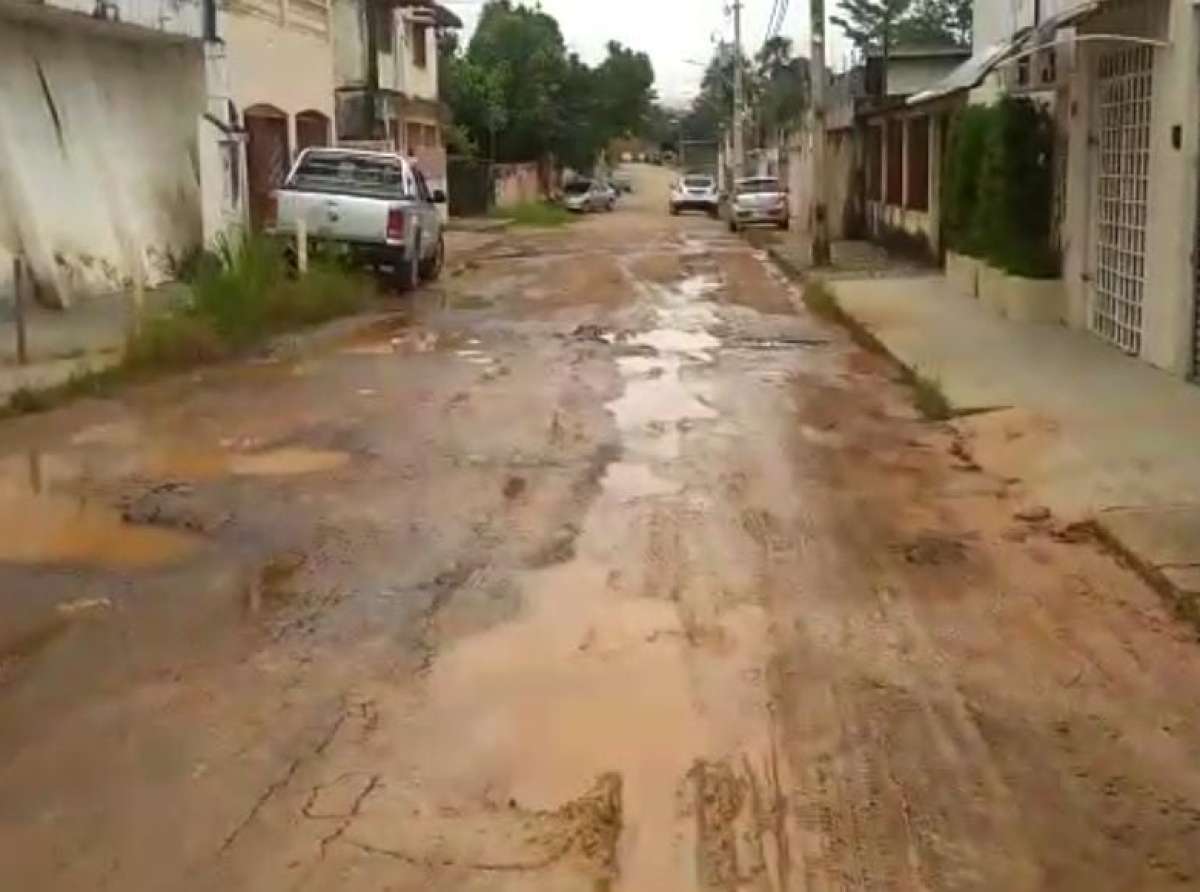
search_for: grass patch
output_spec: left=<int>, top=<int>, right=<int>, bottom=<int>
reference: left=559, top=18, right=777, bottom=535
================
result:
left=802, top=279, right=953, bottom=421
left=496, top=201, right=574, bottom=228
left=4, top=232, right=374, bottom=418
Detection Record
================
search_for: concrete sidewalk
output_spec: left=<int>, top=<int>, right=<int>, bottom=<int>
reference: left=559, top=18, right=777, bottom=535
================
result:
left=821, top=268, right=1200, bottom=609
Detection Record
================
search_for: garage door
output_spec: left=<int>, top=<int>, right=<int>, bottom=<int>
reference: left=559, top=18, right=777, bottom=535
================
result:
left=1091, top=45, right=1153, bottom=355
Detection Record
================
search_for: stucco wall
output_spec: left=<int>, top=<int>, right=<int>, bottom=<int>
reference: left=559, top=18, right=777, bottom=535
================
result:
left=0, top=18, right=206, bottom=305
left=887, top=56, right=968, bottom=96
left=13, top=0, right=207, bottom=39
left=224, top=7, right=336, bottom=156
left=494, top=163, right=542, bottom=208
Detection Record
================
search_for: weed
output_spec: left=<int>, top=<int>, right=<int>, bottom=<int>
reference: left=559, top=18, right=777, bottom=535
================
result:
left=908, top=371, right=952, bottom=421
left=124, top=313, right=227, bottom=372
left=497, top=202, right=574, bottom=228
left=802, top=279, right=952, bottom=421
left=7, top=387, right=51, bottom=415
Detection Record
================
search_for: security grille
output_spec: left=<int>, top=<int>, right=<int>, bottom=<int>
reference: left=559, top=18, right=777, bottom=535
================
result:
left=1091, top=45, right=1154, bottom=355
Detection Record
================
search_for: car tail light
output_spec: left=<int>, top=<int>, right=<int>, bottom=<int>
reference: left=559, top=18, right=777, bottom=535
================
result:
left=386, top=208, right=405, bottom=243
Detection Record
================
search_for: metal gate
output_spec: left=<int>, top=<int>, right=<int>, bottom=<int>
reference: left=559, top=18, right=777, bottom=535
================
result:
left=1091, top=45, right=1154, bottom=355
left=447, top=157, right=494, bottom=217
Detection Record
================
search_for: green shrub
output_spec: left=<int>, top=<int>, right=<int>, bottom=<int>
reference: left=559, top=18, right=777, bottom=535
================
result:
left=124, top=312, right=227, bottom=371
left=497, top=202, right=574, bottom=228
left=189, top=231, right=285, bottom=347
left=266, top=262, right=373, bottom=327
left=944, top=99, right=1060, bottom=278
left=942, top=106, right=991, bottom=256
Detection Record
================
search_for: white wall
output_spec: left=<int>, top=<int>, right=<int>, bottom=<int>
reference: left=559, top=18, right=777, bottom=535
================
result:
left=399, top=10, right=437, bottom=101
left=887, top=55, right=968, bottom=96
left=0, top=18, right=207, bottom=306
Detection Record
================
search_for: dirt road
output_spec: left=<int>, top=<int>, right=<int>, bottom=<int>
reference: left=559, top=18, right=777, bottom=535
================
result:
left=4, top=165, right=1200, bottom=890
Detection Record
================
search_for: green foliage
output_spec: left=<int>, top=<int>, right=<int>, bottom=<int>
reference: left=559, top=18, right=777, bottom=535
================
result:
left=941, top=105, right=990, bottom=255
left=495, top=201, right=573, bottom=228
left=754, top=37, right=810, bottom=141
left=965, top=99, right=1059, bottom=278
left=834, top=0, right=971, bottom=54
left=832, top=0, right=912, bottom=55
left=126, top=231, right=371, bottom=372
left=442, top=1, right=656, bottom=169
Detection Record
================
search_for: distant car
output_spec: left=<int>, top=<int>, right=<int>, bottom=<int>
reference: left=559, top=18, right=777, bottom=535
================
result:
left=612, top=170, right=634, bottom=193
left=729, top=176, right=789, bottom=231
left=669, top=174, right=719, bottom=217
left=562, top=179, right=614, bottom=213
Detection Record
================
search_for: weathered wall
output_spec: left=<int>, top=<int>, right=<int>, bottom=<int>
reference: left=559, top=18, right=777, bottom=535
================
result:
left=0, top=18, right=206, bottom=306
left=6, top=0, right=207, bottom=39
left=494, top=163, right=543, bottom=208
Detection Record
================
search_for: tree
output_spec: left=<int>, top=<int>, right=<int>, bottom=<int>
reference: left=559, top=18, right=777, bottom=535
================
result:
left=440, top=1, right=657, bottom=170
left=831, top=0, right=913, bottom=57
left=894, top=0, right=972, bottom=48
left=754, top=36, right=810, bottom=142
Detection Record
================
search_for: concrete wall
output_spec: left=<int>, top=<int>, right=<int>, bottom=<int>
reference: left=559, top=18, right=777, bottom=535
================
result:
left=224, top=2, right=336, bottom=158
left=332, top=0, right=366, bottom=87
left=0, top=17, right=207, bottom=306
left=887, top=55, right=969, bottom=96
left=5, top=0, right=207, bottom=39
left=1060, top=0, right=1198, bottom=377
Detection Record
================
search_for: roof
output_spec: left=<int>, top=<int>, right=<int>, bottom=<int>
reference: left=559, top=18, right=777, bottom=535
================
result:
left=906, top=1, right=1105, bottom=107
left=872, top=42, right=972, bottom=60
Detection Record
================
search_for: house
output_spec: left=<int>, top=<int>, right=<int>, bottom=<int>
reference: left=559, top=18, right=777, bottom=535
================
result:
left=787, top=44, right=968, bottom=258
left=332, top=0, right=460, bottom=204
left=917, top=0, right=1200, bottom=380
left=222, top=0, right=338, bottom=230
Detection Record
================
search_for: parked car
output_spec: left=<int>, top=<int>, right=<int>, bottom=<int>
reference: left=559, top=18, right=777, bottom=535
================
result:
left=729, top=176, right=789, bottom=232
left=270, top=148, right=445, bottom=290
left=669, top=174, right=719, bottom=217
left=563, top=179, right=614, bottom=213
left=612, top=170, right=634, bottom=193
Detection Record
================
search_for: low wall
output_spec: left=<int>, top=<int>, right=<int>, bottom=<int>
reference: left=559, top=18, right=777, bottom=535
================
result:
left=494, top=162, right=543, bottom=208
left=865, top=201, right=935, bottom=261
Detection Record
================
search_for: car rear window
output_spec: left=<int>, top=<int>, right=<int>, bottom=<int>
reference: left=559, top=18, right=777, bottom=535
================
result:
left=737, top=178, right=781, bottom=194
left=683, top=177, right=713, bottom=189
left=565, top=181, right=592, bottom=195
left=288, top=152, right=410, bottom=199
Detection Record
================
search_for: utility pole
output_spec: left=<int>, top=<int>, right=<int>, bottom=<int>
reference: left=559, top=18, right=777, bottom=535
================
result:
left=809, top=0, right=831, bottom=266
left=731, top=0, right=745, bottom=182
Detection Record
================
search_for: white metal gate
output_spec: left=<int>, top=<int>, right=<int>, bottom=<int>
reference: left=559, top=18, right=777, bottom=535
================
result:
left=1091, top=45, right=1154, bottom=355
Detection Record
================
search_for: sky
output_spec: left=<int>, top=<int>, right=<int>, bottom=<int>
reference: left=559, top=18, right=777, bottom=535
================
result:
left=441, top=0, right=852, bottom=108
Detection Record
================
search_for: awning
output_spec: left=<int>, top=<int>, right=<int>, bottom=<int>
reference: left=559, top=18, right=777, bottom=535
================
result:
left=1032, top=1, right=1103, bottom=46
left=906, top=37, right=1024, bottom=106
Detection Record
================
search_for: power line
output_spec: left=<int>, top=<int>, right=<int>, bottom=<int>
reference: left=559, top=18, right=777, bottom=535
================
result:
left=762, top=0, right=783, bottom=48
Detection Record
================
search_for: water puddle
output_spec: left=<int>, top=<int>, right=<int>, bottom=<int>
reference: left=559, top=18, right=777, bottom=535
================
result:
left=601, top=461, right=680, bottom=501
left=228, top=448, right=349, bottom=477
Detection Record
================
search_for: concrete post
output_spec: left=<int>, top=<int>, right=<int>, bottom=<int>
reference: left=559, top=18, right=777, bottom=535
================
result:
left=13, top=255, right=28, bottom=366
left=296, top=217, right=309, bottom=274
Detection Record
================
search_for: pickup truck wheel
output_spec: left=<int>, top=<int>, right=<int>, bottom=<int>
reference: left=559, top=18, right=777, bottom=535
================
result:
left=419, top=234, right=445, bottom=282
left=394, top=243, right=420, bottom=293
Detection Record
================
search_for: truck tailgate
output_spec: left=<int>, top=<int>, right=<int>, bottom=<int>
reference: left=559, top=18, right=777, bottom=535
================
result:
left=277, top=190, right=395, bottom=244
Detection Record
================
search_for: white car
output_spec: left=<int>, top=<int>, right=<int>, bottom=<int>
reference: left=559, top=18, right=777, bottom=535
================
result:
left=563, top=179, right=614, bottom=213
left=669, top=174, right=719, bottom=217
left=729, top=177, right=789, bottom=231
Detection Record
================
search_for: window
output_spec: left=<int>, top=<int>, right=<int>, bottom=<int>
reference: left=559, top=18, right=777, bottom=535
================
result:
left=424, top=124, right=439, bottom=148
left=412, top=22, right=428, bottom=68
left=377, top=6, right=394, bottom=53
left=866, top=126, right=882, bottom=201
left=905, top=116, right=929, bottom=212
left=886, top=120, right=904, bottom=206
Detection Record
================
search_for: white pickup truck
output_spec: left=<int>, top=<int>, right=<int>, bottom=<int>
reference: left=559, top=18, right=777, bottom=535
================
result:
left=271, top=148, right=445, bottom=290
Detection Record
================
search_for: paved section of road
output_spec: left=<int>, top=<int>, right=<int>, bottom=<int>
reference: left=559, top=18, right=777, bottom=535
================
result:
left=3, top=165, right=1200, bottom=890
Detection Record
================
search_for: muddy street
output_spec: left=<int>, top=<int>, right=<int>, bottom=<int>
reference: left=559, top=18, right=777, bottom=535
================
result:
left=4, top=164, right=1200, bottom=890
